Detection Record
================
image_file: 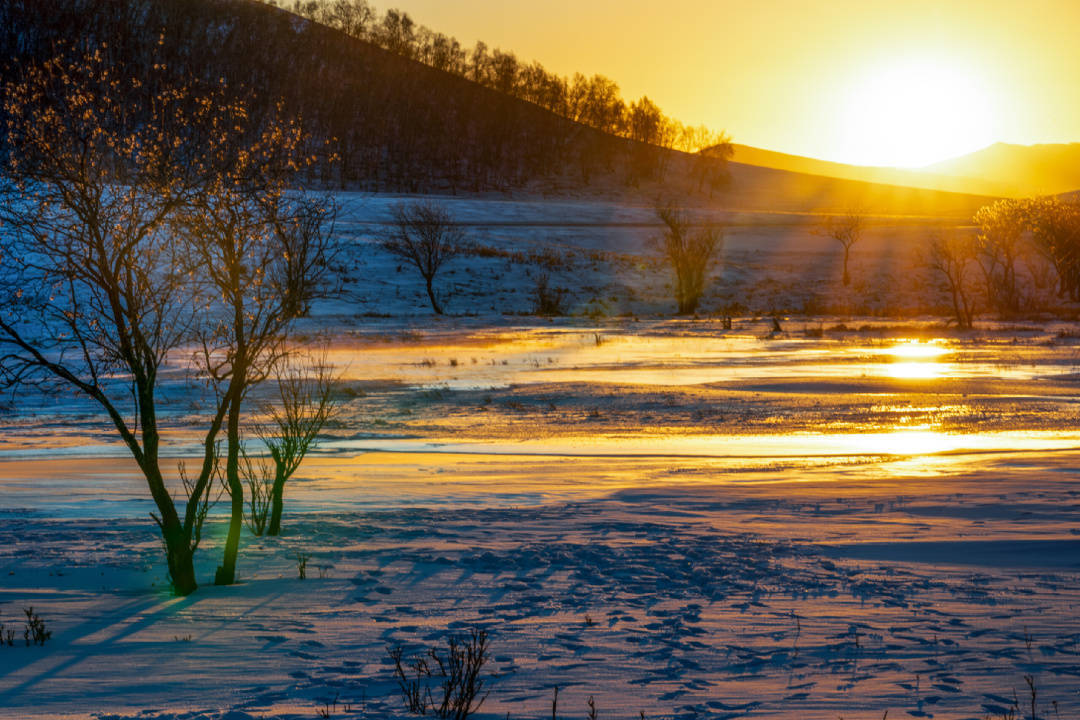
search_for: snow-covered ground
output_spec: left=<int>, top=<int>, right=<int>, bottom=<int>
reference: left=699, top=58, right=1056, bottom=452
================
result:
left=2, top=194, right=1080, bottom=719
left=322, top=192, right=987, bottom=321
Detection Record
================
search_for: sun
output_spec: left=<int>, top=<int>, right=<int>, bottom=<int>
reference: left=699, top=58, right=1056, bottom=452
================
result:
left=834, top=55, right=996, bottom=168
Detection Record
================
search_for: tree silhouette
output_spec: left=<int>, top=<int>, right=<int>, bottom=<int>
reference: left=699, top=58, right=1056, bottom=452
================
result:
left=1022, top=197, right=1080, bottom=303
left=2, top=0, right=733, bottom=196
left=0, top=46, right=338, bottom=592
left=973, top=199, right=1027, bottom=316
left=0, top=48, right=237, bottom=595
left=176, top=107, right=337, bottom=585
left=926, top=229, right=978, bottom=329
left=816, top=211, right=865, bottom=287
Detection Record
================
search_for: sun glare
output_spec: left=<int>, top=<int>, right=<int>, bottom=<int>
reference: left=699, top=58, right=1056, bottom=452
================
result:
left=888, top=340, right=948, bottom=359
left=836, top=56, right=996, bottom=168
left=885, top=340, right=950, bottom=379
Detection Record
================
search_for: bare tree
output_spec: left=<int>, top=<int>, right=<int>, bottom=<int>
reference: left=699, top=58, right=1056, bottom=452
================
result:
left=242, top=357, right=337, bottom=536
left=627, top=96, right=665, bottom=180
left=816, top=211, right=865, bottom=287
left=681, top=127, right=733, bottom=195
left=176, top=106, right=338, bottom=586
left=384, top=201, right=467, bottom=314
left=241, top=445, right=274, bottom=537
left=0, top=49, right=235, bottom=595
left=376, top=8, right=417, bottom=57
left=321, top=0, right=375, bottom=38
left=654, top=206, right=723, bottom=315
left=925, top=228, right=978, bottom=329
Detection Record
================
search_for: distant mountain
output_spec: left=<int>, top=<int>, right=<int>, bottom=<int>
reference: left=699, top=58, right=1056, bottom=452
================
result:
left=721, top=160, right=990, bottom=218
left=731, top=144, right=1014, bottom=198
left=922, top=142, right=1080, bottom=197
left=0, top=0, right=994, bottom=216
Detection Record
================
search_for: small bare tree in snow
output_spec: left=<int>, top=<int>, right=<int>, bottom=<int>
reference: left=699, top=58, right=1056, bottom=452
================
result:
left=242, top=357, right=337, bottom=537
left=816, top=210, right=865, bottom=287
left=925, top=228, right=978, bottom=329
left=389, top=628, right=490, bottom=720
left=384, top=201, right=467, bottom=314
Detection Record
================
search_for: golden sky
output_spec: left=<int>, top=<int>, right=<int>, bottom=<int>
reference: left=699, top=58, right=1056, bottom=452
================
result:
left=387, top=0, right=1080, bottom=167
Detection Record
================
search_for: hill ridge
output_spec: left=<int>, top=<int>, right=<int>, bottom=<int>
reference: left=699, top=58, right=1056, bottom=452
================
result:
left=0, top=0, right=995, bottom=215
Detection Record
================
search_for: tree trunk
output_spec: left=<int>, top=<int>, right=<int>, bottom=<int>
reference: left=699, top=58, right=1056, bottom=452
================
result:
left=842, top=247, right=851, bottom=287
left=266, top=468, right=287, bottom=537
left=425, top=276, right=444, bottom=314
left=141, top=446, right=199, bottom=595
left=215, top=385, right=245, bottom=586
left=951, top=288, right=963, bottom=328
left=674, top=273, right=688, bottom=315
left=164, top=523, right=198, bottom=596
left=960, top=290, right=974, bottom=330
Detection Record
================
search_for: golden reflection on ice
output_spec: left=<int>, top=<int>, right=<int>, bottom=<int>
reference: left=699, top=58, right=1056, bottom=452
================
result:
left=849, top=427, right=955, bottom=456
left=331, top=428, right=1080, bottom=461
left=303, top=330, right=1049, bottom=388
left=888, top=339, right=949, bottom=359
left=887, top=361, right=943, bottom=379
left=885, top=339, right=950, bottom=379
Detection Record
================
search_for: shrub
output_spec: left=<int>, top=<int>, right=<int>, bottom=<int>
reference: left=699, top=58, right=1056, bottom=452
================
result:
left=533, top=272, right=567, bottom=316
left=23, top=607, right=50, bottom=646
left=389, top=628, right=490, bottom=720
left=653, top=206, right=723, bottom=315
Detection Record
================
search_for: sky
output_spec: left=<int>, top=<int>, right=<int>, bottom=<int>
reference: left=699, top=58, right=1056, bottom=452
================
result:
left=379, top=0, right=1080, bottom=168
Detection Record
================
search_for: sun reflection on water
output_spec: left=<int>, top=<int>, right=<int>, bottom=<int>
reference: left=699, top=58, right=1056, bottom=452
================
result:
left=888, top=339, right=949, bottom=359
left=885, top=339, right=950, bottom=379
left=844, top=426, right=955, bottom=456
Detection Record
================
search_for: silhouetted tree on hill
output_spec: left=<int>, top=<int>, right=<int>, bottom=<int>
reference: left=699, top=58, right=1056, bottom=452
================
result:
left=1, top=0, right=733, bottom=195
left=263, top=0, right=732, bottom=187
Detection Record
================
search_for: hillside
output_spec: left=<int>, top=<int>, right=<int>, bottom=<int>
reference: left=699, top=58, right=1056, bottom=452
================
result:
left=922, top=142, right=1080, bottom=197
left=0, top=0, right=994, bottom=216
left=0, top=0, right=652, bottom=195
